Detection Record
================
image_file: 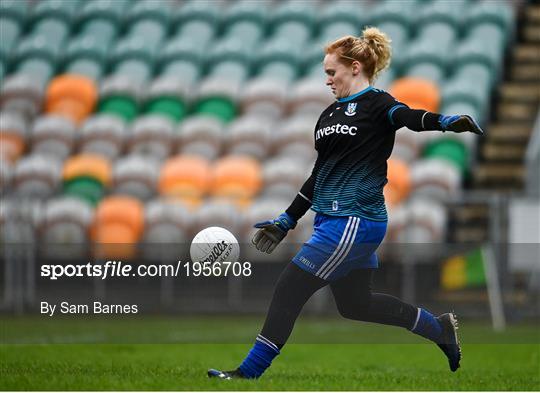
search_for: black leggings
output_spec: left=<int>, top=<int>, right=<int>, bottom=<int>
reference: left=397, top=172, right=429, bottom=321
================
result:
left=260, top=263, right=417, bottom=348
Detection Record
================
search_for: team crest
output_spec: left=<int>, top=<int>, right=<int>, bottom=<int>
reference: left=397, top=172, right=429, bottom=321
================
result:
left=345, top=102, right=357, bottom=116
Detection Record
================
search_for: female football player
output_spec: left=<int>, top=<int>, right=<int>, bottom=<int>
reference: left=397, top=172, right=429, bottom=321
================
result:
left=208, top=26, right=483, bottom=380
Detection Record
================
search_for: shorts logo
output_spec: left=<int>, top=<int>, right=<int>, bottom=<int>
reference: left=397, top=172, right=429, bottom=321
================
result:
left=299, top=256, right=315, bottom=269
left=345, top=102, right=357, bottom=117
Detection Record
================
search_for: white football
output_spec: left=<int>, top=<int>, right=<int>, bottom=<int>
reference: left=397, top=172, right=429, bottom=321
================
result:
left=190, top=227, right=240, bottom=263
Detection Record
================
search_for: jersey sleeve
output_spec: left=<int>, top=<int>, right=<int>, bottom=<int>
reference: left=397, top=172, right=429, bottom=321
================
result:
left=370, top=90, right=409, bottom=132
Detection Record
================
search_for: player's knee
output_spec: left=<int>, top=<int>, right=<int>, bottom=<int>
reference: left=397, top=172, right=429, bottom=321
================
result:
left=336, top=296, right=371, bottom=320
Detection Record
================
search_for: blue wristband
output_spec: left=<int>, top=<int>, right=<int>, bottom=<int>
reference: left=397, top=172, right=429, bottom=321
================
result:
left=275, top=212, right=297, bottom=231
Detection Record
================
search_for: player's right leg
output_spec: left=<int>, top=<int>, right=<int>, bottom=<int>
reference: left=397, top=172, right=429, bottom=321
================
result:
left=207, top=263, right=327, bottom=380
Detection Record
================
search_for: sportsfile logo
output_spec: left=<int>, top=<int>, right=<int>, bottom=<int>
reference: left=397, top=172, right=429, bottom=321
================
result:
left=315, top=123, right=358, bottom=141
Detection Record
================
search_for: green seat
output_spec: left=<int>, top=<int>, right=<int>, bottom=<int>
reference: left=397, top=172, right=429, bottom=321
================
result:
left=223, top=0, right=266, bottom=48
left=318, top=1, right=366, bottom=27
left=76, top=0, right=128, bottom=42
left=465, top=1, right=514, bottom=40
left=143, top=76, right=189, bottom=122
left=125, top=0, right=171, bottom=48
left=303, top=40, right=325, bottom=77
left=0, top=0, right=28, bottom=58
left=98, top=96, right=138, bottom=122
left=423, top=139, right=468, bottom=174
left=270, top=1, right=315, bottom=47
left=403, top=40, right=449, bottom=84
left=206, top=38, right=252, bottom=83
left=370, top=1, right=413, bottom=33
left=415, top=0, right=463, bottom=32
left=443, top=64, right=491, bottom=118
left=63, top=176, right=104, bottom=206
left=172, top=1, right=219, bottom=48
left=144, top=97, right=187, bottom=123
left=109, top=37, right=155, bottom=84
left=0, top=0, right=29, bottom=22
left=453, top=35, right=502, bottom=79
left=12, top=34, right=59, bottom=83
left=195, top=98, right=236, bottom=123
left=319, top=22, right=358, bottom=44
left=256, top=38, right=300, bottom=83
left=157, top=37, right=204, bottom=85
left=317, top=1, right=365, bottom=42
left=64, top=35, right=109, bottom=80
left=0, top=18, right=22, bottom=60
left=98, top=74, right=141, bottom=121
left=419, top=23, right=456, bottom=50
left=32, top=19, right=70, bottom=45
left=31, top=0, right=81, bottom=43
left=467, top=24, right=505, bottom=60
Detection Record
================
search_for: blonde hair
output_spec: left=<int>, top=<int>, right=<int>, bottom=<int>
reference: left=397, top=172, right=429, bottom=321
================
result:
left=325, top=27, right=392, bottom=84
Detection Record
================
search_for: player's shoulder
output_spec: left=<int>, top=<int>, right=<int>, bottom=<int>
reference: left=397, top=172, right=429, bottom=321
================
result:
left=368, top=87, right=396, bottom=101
left=367, top=87, right=402, bottom=108
left=319, top=102, right=335, bottom=118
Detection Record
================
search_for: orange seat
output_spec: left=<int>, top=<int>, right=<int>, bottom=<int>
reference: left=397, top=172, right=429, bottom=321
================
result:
left=92, top=196, right=145, bottom=241
left=384, top=158, right=411, bottom=207
left=158, top=155, right=211, bottom=198
left=63, top=153, right=111, bottom=186
left=45, top=74, right=98, bottom=124
left=389, top=77, right=440, bottom=113
left=0, top=133, right=25, bottom=163
left=211, top=155, right=262, bottom=199
left=93, top=223, right=139, bottom=260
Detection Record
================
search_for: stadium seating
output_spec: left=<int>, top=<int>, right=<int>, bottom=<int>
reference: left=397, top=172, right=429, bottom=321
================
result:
left=113, top=154, right=160, bottom=201
left=79, top=114, right=126, bottom=160
left=40, top=196, right=94, bottom=259
left=0, top=111, right=27, bottom=163
left=13, top=153, right=62, bottom=199
left=92, top=195, right=144, bottom=259
left=158, top=155, right=211, bottom=204
left=0, top=0, right=514, bottom=260
left=62, top=153, right=111, bottom=206
left=30, top=115, right=76, bottom=160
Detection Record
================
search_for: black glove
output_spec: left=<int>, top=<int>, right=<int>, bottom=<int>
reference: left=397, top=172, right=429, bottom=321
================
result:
left=439, top=115, right=484, bottom=135
left=251, top=212, right=296, bottom=254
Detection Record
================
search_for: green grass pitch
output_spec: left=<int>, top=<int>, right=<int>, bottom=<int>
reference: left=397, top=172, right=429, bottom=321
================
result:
left=1, top=316, right=539, bottom=390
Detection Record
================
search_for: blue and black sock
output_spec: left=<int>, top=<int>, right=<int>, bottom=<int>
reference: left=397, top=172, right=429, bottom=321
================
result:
left=410, top=308, right=443, bottom=342
left=238, top=334, right=280, bottom=379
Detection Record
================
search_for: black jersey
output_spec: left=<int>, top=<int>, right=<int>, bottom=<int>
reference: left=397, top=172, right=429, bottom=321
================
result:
left=309, top=86, right=407, bottom=221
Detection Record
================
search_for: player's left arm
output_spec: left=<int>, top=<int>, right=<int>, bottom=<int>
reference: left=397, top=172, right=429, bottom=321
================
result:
left=373, top=91, right=484, bottom=135
left=391, top=107, right=484, bottom=135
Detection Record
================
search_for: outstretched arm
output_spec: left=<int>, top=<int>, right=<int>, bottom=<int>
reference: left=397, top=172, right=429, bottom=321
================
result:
left=390, top=106, right=484, bottom=135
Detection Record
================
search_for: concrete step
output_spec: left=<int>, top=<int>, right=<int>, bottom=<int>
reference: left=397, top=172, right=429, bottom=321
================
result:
left=523, top=25, right=540, bottom=43
left=514, top=45, right=540, bottom=63
left=474, top=164, right=525, bottom=188
left=450, top=228, right=489, bottom=243
left=450, top=204, right=490, bottom=223
left=482, top=142, right=527, bottom=162
left=497, top=102, right=539, bottom=122
left=510, top=64, right=540, bottom=82
left=525, top=5, right=540, bottom=23
left=499, top=83, right=540, bottom=103
left=488, top=122, right=533, bottom=143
